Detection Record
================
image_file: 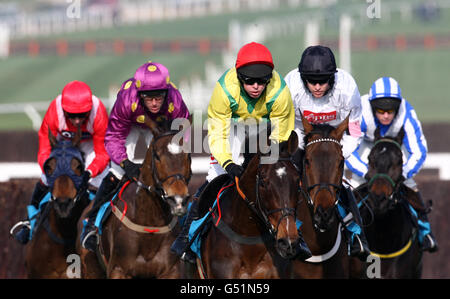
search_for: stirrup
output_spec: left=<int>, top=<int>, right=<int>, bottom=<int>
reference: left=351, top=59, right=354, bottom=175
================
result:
left=423, top=234, right=438, bottom=253
left=81, top=230, right=99, bottom=250
left=180, top=250, right=196, bottom=264
left=9, top=220, right=31, bottom=236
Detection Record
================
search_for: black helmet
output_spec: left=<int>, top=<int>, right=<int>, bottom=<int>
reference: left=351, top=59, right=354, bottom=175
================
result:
left=298, top=45, right=337, bottom=95
left=298, top=45, right=337, bottom=76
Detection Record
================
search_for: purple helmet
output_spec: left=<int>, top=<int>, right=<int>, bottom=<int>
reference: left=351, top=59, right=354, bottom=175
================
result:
left=133, top=61, right=171, bottom=92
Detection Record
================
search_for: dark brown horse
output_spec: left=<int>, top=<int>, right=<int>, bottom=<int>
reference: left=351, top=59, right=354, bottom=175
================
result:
left=25, top=128, right=91, bottom=278
left=194, top=131, right=302, bottom=278
left=354, top=128, right=422, bottom=278
left=78, top=116, right=192, bottom=278
left=292, top=114, right=358, bottom=278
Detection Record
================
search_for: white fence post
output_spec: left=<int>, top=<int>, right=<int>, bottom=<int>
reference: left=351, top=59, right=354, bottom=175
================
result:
left=0, top=23, right=9, bottom=58
left=339, top=14, right=352, bottom=73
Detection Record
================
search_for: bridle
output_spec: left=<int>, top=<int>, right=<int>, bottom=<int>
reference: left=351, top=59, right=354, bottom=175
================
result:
left=44, top=140, right=88, bottom=205
left=300, top=136, right=342, bottom=209
left=135, top=130, right=191, bottom=208
left=367, top=138, right=404, bottom=201
left=237, top=156, right=300, bottom=239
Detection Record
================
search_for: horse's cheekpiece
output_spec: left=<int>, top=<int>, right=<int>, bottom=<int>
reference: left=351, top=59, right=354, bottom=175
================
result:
left=44, top=140, right=85, bottom=189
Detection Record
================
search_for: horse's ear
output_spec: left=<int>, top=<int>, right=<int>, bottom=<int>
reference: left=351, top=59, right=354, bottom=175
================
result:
left=374, top=127, right=381, bottom=140
left=331, top=114, right=349, bottom=141
left=72, top=125, right=82, bottom=147
left=287, top=130, right=299, bottom=155
left=300, top=110, right=313, bottom=135
left=240, top=154, right=259, bottom=183
left=48, top=126, right=57, bottom=148
left=142, top=115, right=163, bottom=137
left=395, top=127, right=405, bottom=145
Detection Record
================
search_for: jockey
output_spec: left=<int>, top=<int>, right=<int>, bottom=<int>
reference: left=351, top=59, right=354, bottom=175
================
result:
left=11, top=80, right=110, bottom=244
left=284, top=45, right=370, bottom=260
left=81, top=61, right=190, bottom=252
left=346, top=77, right=438, bottom=252
left=171, top=42, right=312, bottom=263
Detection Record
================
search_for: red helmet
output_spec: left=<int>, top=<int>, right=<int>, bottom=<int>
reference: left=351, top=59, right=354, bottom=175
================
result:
left=235, top=42, right=274, bottom=78
left=61, top=81, right=93, bottom=113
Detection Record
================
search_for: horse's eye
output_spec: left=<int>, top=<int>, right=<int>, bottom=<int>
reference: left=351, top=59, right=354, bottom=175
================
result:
left=44, top=158, right=56, bottom=176
left=71, top=158, right=83, bottom=176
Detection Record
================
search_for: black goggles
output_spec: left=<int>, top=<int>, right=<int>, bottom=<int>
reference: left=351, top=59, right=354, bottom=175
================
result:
left=304, top=75, right=332, bottom=85
left=66, top=112, right=89, bottom=119
left=238, top=74, right=272, bottom=85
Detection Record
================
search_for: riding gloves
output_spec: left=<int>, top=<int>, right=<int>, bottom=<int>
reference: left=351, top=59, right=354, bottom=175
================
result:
left=121, top=159, right=141, bottom=181
left=225, top=163, right=244, bottom=180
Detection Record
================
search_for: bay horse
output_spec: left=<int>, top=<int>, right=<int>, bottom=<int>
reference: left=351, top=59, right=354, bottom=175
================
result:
left=78, top=116, right=192, bottom=278
left=194, top=131, right=302, bottom=278
left=354, top=127, right=422, bottom=278
left=292, top=113, right=360, bottom=278
left=25, top=127, right=91, bottom=278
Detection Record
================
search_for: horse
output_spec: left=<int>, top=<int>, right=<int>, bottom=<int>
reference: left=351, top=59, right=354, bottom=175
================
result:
left=354, top=127, right=423, bottom=278
left=192, top=130, right=302, bottom=278
left=292, top=114, right=361, bottom=278
left=78, top=116, right=192, bottom=278
left=25, top=127, right=91, bottom=278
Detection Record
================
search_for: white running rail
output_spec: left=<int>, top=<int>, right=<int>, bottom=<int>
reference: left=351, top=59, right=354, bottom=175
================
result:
left=0, top=154, right=449, bottom=182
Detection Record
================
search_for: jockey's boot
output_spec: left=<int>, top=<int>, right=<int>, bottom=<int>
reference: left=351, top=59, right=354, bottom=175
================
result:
left=81, top=172, right=120, bottom=252
left=296, top=229, right=312, bottom=260
left=170, top=199, right=199, bottom=264
left=10, top=181, right=48, bottom=244
left=340, top=185, right=371, bottom=261
left=414, top=191, right=438, bottom=253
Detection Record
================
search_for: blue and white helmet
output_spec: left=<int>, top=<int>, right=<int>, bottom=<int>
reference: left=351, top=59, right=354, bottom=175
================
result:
left=369, top=77, right=402, bottom=111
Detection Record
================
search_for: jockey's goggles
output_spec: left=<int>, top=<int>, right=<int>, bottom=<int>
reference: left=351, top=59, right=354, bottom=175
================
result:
left=139, top=90, right=167, bottom=100
left=238, top=74, right=272, bottom=85
left=305, top=75, right=332, bottom=85
left=66, top=111, right=89, bottom=119
left=375, top=108, right=395, bottom=114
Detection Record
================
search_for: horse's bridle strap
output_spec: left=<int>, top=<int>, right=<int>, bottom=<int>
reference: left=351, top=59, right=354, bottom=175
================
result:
left=111, top=204, right=178, bottom=234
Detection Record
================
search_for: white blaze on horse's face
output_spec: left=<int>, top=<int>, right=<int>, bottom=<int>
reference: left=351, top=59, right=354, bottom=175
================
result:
left=167, top=142, right=182, bottom=155
left=172, top=195, right=185, bottom=216
left=276, top=167, right=286, bottom=179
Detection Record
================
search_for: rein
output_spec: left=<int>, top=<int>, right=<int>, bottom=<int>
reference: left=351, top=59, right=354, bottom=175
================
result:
left=235, top=177, right=276, bottom=236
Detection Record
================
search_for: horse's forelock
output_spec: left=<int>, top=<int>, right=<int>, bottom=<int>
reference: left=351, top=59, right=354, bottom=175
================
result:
left=303, top=123, right=335, bottom=144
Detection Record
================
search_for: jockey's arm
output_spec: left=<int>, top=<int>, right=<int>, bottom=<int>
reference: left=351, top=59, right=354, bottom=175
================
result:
left=207, top=83, right=233, bottom=169
left=37, top=100, right=59, bottom=172
left=341, top=86, right=363, bottom=159
left=104, top=102, right=133, bottom=166
left=402, top=108, right=428, bottom=179
left=268, top=87, right=295, bottom=144
left=87, top=101, right=110, bottom=177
